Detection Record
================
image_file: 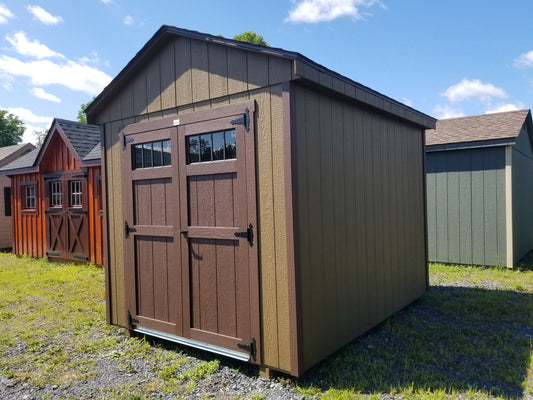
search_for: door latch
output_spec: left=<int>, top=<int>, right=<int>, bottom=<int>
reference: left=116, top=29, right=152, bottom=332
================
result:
left=234, top=223, right=253, bottom=246
left=124, top=221, right=137, bottom=238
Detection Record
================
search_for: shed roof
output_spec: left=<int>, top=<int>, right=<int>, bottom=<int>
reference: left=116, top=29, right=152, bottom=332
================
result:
left=0, top=143, right=35, bottom=168
left=85, top=25, right=435, bottom=129
left=0, top=119, right=101, bottom=174
left=426, top=109, right=531, bottom=149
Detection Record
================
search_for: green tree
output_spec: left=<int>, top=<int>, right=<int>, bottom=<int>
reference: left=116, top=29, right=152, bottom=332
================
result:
left=0, top=110, right=24, bottom=146
left=77, top=98, right=94, bottom=124
left=233, top=31, right=269, bottom=47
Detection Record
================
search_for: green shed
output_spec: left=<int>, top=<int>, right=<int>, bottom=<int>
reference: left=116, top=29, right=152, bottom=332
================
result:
left=426, top=109, right=533, bottom=268
left=86, top=25, right=435, bottom=376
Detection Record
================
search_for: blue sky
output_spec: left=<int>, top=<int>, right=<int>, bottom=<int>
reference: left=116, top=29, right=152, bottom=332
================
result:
left=1, top=0, right=533, bottom=144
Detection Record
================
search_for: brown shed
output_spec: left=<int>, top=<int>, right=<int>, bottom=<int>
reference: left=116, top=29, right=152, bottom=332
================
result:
left=0, top=119, right=104, bottom=265
left=85, top=25, right=435, bottom=376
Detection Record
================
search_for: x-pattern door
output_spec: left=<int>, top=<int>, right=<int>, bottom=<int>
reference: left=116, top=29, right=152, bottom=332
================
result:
left=45, top=171, right=90, bottom=262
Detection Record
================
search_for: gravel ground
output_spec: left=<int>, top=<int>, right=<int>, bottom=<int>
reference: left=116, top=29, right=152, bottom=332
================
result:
left=1, top=267, right=531, bottom=400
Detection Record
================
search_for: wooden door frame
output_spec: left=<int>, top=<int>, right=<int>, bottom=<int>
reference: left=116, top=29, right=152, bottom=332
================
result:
left=44, top=169, right=90, bottom=261
left=120, top=100, right=261, bottom=364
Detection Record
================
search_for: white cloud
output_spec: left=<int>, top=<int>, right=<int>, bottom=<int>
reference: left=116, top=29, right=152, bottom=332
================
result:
left=6, top=107, right=53, bottom=124
left=402, top=97, right=413, bottom=108
left=6, top=32, right=64, bottom=59
left=286, top=0, right=382, bottom=23
left=124, top=15, right=134, bottom=25
left=101, top=0, right=112, bottom=3
left=433, top=104, right=465, bottom=119
left=514, top=50, right=533, bottom=69
left=0, top=4, right=14, bottom=24
left=485, top=103, right=524, bottom=114
left=30, top=87, right=61, bottom=103
left=0, top=55, right=112, bottom=96
left=441, top=78, right=507, bottom=103
left=27, top=5, right=63, bottom=25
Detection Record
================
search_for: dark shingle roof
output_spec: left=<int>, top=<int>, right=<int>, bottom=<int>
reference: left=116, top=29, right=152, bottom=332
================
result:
left=0, top=119, right=101, bottom=174
left=83, top=142, right=101, bottom=161
left=426, top=109, right=531, bottom=146
left=0, top=147, right=39, bottom=171
left=55, top=119, right=101, bottom=160
left=0, top=143, right=35, bottom=168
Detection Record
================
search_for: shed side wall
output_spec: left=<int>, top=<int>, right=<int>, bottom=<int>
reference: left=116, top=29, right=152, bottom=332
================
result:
left=293, top=84, right=427, bottom=371
left=89, top=36, right=294, bottom=373
left=0, top=176, right=13, bottom=248
left=512, top=126, right=533, bottom=263
left=426, top=147, right=507, bottom=266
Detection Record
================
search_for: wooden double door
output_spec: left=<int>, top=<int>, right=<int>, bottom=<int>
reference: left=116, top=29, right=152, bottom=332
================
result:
left=45, top=170, right=90, bottom=262
left=121, top=101, right=260, bottom=363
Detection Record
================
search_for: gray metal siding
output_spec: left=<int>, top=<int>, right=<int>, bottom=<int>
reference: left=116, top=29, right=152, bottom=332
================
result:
left=512, top=126, right=533, bottom=263
left=427, top=147, right=506, bottom=266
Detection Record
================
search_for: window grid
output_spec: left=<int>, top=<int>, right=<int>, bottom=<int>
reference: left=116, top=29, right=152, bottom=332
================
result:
left=186, top=129, right=236, bottom=164
left=25, top=185, right=36, bottom=210
left=133, top=139, right=171, bottom=169
left=50, top=181, right=62, bottom=207
left=70, top=180, right=82, bottom=207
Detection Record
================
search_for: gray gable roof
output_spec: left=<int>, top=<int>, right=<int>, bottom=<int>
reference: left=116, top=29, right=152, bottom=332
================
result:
left=426, top=109, right=531, bottom=148
left=0, top=147, right=39, bottom=171
left=54, top=119, right=101, bottom=160
left=0, top=143, right=35, bottom=168
left=83, top=142, right=101, bottom=161
left=0, top=119, right=101, bottom=174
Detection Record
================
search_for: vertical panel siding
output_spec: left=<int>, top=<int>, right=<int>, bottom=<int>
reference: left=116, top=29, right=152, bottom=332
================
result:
left=10, top=135, right=102, bottom=264
left=293, top=85, right=427, bottom=371
left=90, top=36, right=294, bottom=371
left=426, top=147, right=507, bottom=266
left=512, top=127, right=533, bottom=263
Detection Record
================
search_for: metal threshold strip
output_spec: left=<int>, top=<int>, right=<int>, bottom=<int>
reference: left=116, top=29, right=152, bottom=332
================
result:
left=133, top=326, right=251, bottom=362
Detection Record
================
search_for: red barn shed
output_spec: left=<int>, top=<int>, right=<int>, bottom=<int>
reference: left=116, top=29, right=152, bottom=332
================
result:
left=0, top=119, right=104, bottom=265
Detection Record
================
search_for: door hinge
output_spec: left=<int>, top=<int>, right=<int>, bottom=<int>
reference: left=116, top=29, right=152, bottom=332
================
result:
left=237, top=338, right=256, bottom=361
left=128, top=310, right=139, bottom=328
left=124, top=221, right=137, bottom=238
left=46, top=251, right=60, bottom=257
left=230, top=107, right=250, bottom=132
left=122, top=133, right=134, bottom=150
left=234, top=223, right=253, bottom=246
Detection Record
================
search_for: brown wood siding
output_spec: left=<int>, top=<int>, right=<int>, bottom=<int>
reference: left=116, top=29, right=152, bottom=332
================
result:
left=292, top=84, right=427, bottom=371
left=90, top=36, right=295, bottom=372
left=10, top=134, right=103, bottom=265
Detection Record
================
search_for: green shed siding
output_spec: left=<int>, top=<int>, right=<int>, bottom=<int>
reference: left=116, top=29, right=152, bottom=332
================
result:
left=512, top=127, right=533, bottom=263
left=427, top=147, right=507, bottom=266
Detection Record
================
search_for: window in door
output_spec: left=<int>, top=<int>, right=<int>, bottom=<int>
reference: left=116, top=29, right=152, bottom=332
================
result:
left=50, top=181, right=62, bottom=207
left=69, top=180, right=82, bottom=207
left=186, top=129, right=236, bottom=164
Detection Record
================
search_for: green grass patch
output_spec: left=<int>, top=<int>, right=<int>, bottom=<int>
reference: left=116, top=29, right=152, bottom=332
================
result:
left=297, top=262, right=533, bottom=399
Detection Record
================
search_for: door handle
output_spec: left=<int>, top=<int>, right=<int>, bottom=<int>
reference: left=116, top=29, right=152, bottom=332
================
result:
left=179, top=230, right=188, bottom=236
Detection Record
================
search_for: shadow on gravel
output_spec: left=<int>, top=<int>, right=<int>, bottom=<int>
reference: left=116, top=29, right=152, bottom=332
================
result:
left=299, top=286, right=533, bottom=399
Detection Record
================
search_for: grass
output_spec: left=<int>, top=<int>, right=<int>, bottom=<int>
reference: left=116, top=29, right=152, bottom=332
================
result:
left=0, top=254, right=532, bottom=399
left=296, top=262, right=533, bottom=399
